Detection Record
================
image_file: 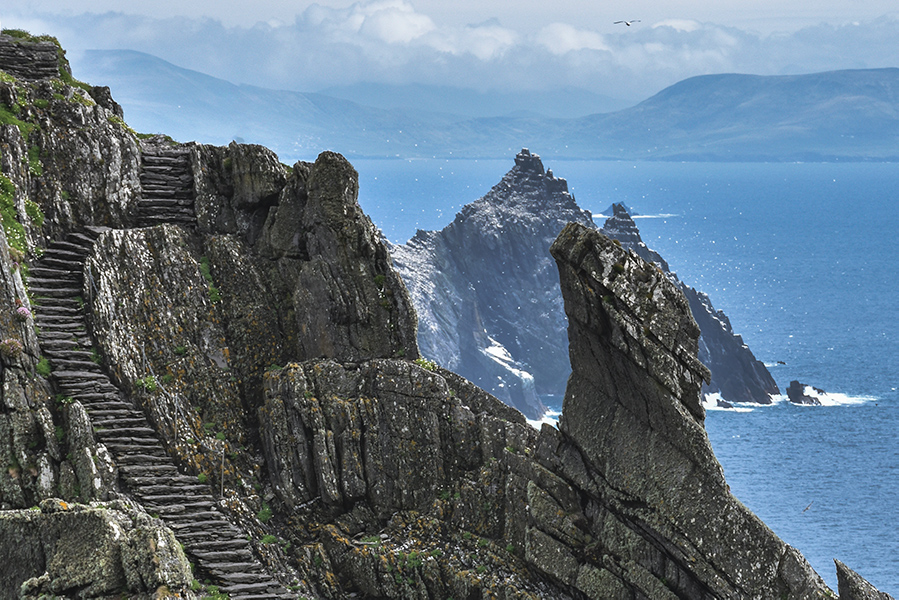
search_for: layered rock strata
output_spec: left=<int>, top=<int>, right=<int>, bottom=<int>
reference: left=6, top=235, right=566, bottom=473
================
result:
left=600, top=203, right=779, bottom=404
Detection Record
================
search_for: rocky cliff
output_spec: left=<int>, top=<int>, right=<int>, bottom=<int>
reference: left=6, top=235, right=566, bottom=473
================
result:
left=392, top=152, right=778, bottom=413
left=0, top=30, right=889, bottom=600
left=391, top=149, right=593, bottom=418
left=599, top=203, right=779, bottom=405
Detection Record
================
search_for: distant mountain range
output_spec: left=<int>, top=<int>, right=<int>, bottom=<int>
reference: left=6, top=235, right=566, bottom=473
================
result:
left=75, top=50, right=899, bottom=162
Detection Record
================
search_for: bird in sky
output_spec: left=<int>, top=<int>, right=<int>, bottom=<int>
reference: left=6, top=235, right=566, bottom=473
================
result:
left=614, top=20, right=641, bottom=26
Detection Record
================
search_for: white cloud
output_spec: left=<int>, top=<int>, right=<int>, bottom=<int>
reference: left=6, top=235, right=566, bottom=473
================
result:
left=6, top=2, right=899, bottom=102
left=652, top=19, right=702, bottom=33
left=535, top=23, right=609, bottom=55
left=300, top=1, right=435, bottom=43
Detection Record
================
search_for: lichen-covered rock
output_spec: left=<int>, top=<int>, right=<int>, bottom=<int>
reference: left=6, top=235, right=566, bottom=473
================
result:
left=836, top=560, right=895, bottom=600
left=1, top=498, right=193, bottom=599
left=63, top=401, right=117, bottom=501
left=259, top=151, right=419, bottom=362
left=549, top=222, right=832, bottom=599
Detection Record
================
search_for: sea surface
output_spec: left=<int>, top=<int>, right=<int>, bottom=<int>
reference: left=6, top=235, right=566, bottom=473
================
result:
left=354, top=158, right=898, bottom=594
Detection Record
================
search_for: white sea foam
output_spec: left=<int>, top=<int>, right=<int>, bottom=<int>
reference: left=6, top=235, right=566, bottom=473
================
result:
left=527, top=409, right=561, bottom=429
left=702, top=393, right=755, bottom=412
left=794, top=386, right=876, bottom=407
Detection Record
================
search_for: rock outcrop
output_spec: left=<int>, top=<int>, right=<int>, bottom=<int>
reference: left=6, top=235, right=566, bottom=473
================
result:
left=391, top=149, right=594, bottom=417
left=600, top=203, right=780, bottom=405
left=787, top=380, right=826, bottom=405
left=836, top=560, right=895, bottom=600
left=0, top=31, right=891, bottom=600
left=0, top=498, right=193, bottom=599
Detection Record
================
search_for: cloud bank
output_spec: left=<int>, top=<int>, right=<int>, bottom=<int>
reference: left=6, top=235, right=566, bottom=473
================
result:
left=6, top=2, right=899, bottom=101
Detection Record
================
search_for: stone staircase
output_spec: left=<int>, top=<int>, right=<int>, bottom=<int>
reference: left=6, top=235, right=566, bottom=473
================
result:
left=137, top=148, right=197, bottom=227
left=31, top=186, right=294, bottom=598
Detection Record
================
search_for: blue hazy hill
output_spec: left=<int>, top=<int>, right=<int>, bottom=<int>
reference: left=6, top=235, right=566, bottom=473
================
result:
left=75, top=50, right=899, bottom=162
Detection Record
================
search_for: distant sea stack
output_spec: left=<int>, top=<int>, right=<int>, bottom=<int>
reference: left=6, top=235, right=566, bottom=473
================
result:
left=393, top=150, right=779, bottom=413
left=390, top=149, right=593, bottom=418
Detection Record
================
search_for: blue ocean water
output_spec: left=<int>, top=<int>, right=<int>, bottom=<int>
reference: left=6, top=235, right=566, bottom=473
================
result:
left=354, top=158, right=898, bottom=594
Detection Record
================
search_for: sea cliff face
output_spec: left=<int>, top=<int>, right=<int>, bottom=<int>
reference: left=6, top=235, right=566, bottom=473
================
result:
left=390, top=149, right=592, bottom=417
left=0, top=31, right=890, bottom=600
left=393, top=151, right=779, bottom=413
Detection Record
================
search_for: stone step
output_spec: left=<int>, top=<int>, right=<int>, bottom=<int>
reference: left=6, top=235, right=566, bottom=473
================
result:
left=138, top=207, right=196, bottom=216
left=86, top=408, right=145, bottom=419
left=132, top=482, right=213, bottom=495
left=33, top=304, right=82, bottom=316
left=36, top=324, right=86, bottom=336
left=215, top=572, right=273, bottom=585
left=92, top=417, right=150, bottom=429
left=143, top=153, right=189, bottom=163
left=52, top=369, right=108, bottom=381
left=34, top=257, right=83, bottom=270
left=194, top=561, right=261, bottom=575
left=145, top=501, right=218, bottom=514
left=69, top=394, right=125, bottom=405
left=103, top=445, right=168, bottom=460
left=51, top=350, right=95, bottom=361
left=66, top=232, right=99, bottom=248
left=115, top=452, right=171, bottom=465
left=164, top=510, right=225, bottom=522
left=171, top=525, right=245, bottom=540
left=49, top=360, right=102, bottom=373
left=82, top=226, right=110, bottom=238
left=137, top=215, right=196, bottom=225
left=119, top=464, right=181, bottom=477
left=178, top=537, right=247, bottom=551
left=28, top=267, right=81, bottom=281
left=141, top=184, right=193, bottom=193
left=32, top=296, right=82, bottom=307
left=95, top=426, right=158, bottom=439
left=47, top=240, right=93, bottom=256
left=140, top=176, right=192, bottom=187
left=167, top=519, right=241, bottom=533
left=42, top=343, right=82, bottom=355
left=138, top=199, right=194, bottom=209
left=57, top=379, right=117, bottom=391
left=189, top=548, right=256, bottom=563
left=139, top=495, right=217, bottom=508
left=124, top=473, right=205, bottom=486
left=39, top=248, right=85, bottom=262
left=28, top=286, right=83, bottom=298
left=218, top=582, right=289, bottom=595
left=100, top=437, right=164, bottom=449
left=28, top=278, right=81, bottom=290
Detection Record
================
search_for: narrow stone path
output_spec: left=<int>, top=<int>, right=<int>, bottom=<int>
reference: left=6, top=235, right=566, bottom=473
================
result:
left=32, top=181, right=294, bottom=598
left=137, top=148, right=197, bottom=227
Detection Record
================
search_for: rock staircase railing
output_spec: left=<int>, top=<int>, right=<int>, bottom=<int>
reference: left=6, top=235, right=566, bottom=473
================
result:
left=137, top=148, right=197, bottom=227
left=30, top=151, right=294, bottom=599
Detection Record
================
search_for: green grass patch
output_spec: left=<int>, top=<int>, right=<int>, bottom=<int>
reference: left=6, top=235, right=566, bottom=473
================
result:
left=257, top=504, right=272, bottom=523
left=36, top=357, right=51, bottom=377
left=0, top=174, right=26, bottom=253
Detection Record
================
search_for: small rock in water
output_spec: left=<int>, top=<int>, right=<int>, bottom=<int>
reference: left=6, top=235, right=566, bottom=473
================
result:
left=786, top=380, right=825, bottom=405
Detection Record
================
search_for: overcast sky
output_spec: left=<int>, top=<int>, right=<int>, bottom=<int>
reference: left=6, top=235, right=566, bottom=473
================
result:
left=4, top=0, right=899, bottom=101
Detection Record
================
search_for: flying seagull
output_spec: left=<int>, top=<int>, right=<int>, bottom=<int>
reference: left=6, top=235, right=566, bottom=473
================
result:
left=614, top=20, right=641, bottom=26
